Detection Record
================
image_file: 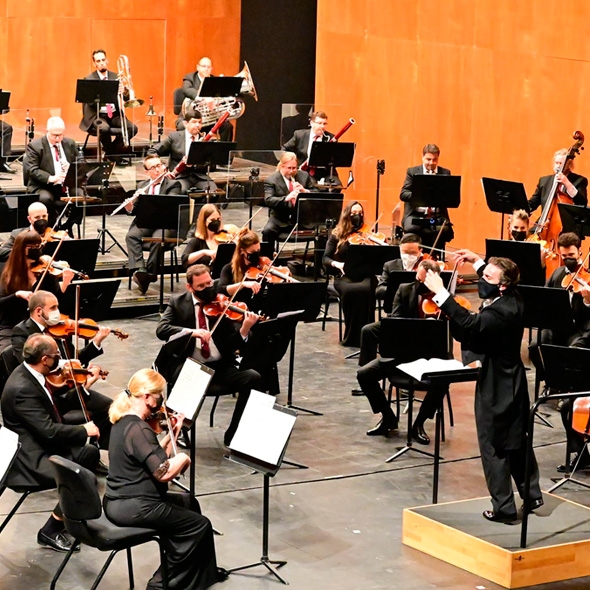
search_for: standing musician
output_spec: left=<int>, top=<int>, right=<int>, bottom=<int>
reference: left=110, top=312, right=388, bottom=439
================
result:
left=399, top=143, right=454, bottom=251
left=150, top=109, right=218, bottom=195
left=528, top=148, right=588, bottom=213
left=0, top=202, right=49, bottom=262
left=262, top=151, right=314, bottom=249
left=177, top=56, right=234, bottom=141
left=124, top=155, right=182, bottom=294
left=103, top=369, right=226, bottom=589
left=181, top=204, right=223, bottom=269
left=156, top=264, right=264, bottom=446
left=22, top=117, right=78, bottom=227
left=11, top=290, right=113, bottom=448
left=0, top=231, right=74, bottom=351
left=424, top=252, right=544, bottom=523
left=79, top=49, right=138, bottom=159
left=0, top=117, right=14, bottom=173
left=357, top=259, right=444, bottom=442
left=323, top=201, right=374, bottom=348
left=1, top=334, right=100, bottom=553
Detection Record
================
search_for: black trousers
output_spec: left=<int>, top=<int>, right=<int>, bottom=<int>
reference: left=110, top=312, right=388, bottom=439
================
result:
left=1, top=119, right=12, bottom=161
left=104, top=491, right=218, bottom=590
left=403, top=216, right=453, bottom=249
left=359, top=321, right=381, bottom=367
left=89, top=115, right=138, bottom=155
left=176, top=173, right=217, bottom=195
left=126, top=223, right=178, bottom=275
left=261, top=217, right=293, bottom=251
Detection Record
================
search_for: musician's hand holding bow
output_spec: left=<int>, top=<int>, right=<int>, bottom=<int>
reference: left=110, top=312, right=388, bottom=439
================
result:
left=243, top=280, right=261, bottom=294
left=16, top=290, right=33, bottom=301
left=452, top=249, right=481, bottom=266
left=83, top=420, right=100, bottom=438
left=192, top=328, right=211, bottom=344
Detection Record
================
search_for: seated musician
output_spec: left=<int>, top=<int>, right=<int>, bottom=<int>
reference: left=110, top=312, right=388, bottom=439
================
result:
left=0, top=117, right=14, bottom=173
left=150, top=108, right=218, bottom=195
left=262, top=151, right=314, bottom=250
left=124, top=155, right=182, bottom=294
left=0, top=231, right=74, bottom=352
left=181, top=203, right=223, bottom=269
left=323, top=201, right=374, bottom=348
left=11, top=290, right=112, bottom=448
left=156, top=264, right=264, bottom=446
left=357, top=259, right=443, bottom=443
left=399, top=143, right=454, bottom=252
left=0, top=202, right=49, bottom=262
left=528, top=148, right=588, bottom=213
left=1, top=333, right=100, bottom=552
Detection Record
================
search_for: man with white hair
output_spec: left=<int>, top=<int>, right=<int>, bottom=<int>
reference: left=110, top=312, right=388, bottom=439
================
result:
left=22, top=116, right=78, bottom=226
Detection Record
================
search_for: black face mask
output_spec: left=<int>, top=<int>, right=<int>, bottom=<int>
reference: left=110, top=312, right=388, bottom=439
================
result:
left=33, top=219, right=49, bottom=235
left=45, top=354, right=60, bottom=372
left=207, top=219, right=221, bottom=233
left=350, top=213, right=363, bottom=229
left=478, top=277, right=501, bottom=300
left=26, top=247, right=42, bottom=261
left=511, top=230, right=527, bottom=242
left=196, top=286, right=217, bottom=304
left=246, top=251, right=260, bottom=267
left=563, top=257, right=580, bottom=272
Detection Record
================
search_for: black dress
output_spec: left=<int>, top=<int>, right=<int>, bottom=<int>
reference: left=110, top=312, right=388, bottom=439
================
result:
left=104, top=415, right=218, bottom=590
left=217, top=262, right=257, bottom=305
left=181, top=237, right=214, bottom=270
left=323, top=234, right=373, bottom=347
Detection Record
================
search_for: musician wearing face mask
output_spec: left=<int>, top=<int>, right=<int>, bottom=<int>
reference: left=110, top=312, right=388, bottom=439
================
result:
left=156, top=264, right=264, bottom=446
left=181, top=204, right=222, bottom=270
left=323, top=201, right=374, bottom=347
left=262, top=151, right=314, bottom=250
left=0, top=202, right=50, bottom=262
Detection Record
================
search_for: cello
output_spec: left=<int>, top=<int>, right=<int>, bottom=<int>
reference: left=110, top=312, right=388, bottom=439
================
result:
left=528, top=131, right=585, bottom=277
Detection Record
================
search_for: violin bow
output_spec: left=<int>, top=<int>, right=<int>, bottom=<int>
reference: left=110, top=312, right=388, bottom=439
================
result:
left=255, top=223, right=299, bottom=284
left=160, top=388, right=180, bottom=460
left=369, top=212, right=384, bottom=234
left=430, top=219, right=447, bottom=258
left=208, top=272, right=250, bottom=337
left=238, top=206, right=264, bottom=231
left=33, top=232, right=67, bottom=293
left=52, top=199, right=72, bottom=232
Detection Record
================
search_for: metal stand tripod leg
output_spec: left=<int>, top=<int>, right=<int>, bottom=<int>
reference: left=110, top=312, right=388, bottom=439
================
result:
left=548, top=447, right=590, bottom=493
left=97, top=208, right=128, bottom=256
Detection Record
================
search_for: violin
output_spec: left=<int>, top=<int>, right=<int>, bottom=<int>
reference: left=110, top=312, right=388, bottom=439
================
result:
left=39, top=227, right=70, bottom=245
left=147, top=406, right=180, bottom=434
left=244, top=255, right=300, bottom=283
left=421, top=293, right=471, bottom=318
left=47, top=314, right=129, bottom=341
left=203, top=294, right=266, bottom=322
left=213, top=223, right=240, bottom=244
left=45, top=358, right=109, bottom=390
left=347, top=224, right=389, bottom=246
left=561, top=265, right=590, bottom=294
left=31, top=255, right=89, bottom=280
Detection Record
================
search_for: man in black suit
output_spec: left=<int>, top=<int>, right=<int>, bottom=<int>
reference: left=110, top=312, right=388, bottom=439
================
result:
left=1, top=117, right=14, bottom=173
left=0, top=201, right=48, bottom=262
left=262, top=151, right=315, bottom=248
left=399, top=143, right=454, bottom=249
left=176, top=56, right=234, bottom=141
left=425, top=252, right=543, bottom=523
left=1, top=333, right=100, bottom=551
left=79, top=49, right=138, bottom=158
left=356, top=259, right=443, bottom=443
left=11, top=290, right=113, bottom=448
left=156, top=264, right=264, bottom=446
left=150, top=109, right=217, bottom=195
left=123, top=155, right=183, bottom=293
left=528, top=148, right=588, bottom=213
left=22, top=117, right=78, bottom=225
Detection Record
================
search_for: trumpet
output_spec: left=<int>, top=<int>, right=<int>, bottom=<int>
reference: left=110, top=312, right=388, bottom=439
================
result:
left=117, top=55, right=144, bottom=147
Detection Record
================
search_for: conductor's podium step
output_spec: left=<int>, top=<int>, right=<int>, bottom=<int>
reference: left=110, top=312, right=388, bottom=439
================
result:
left=402, top=493, right=590, bottom=588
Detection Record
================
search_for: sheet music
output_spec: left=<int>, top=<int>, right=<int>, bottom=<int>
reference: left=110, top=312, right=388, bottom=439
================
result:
left=396, top=358, right=466, bottom=381
left=0, top=427, right=19, bottom=485
left=167, top=358, right=214, bottom=422
left=230, top=390, right=296, bottom=467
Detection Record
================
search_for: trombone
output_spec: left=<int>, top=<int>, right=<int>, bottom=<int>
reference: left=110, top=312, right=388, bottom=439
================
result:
left=117, top=55, right=144, bottom=147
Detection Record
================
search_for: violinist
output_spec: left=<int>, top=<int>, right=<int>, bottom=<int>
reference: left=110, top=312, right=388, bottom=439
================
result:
left=528, top=148, right=588, bottom=213
left=323, top=201, right=373, bottom=347
left=0, top=231, right=74, bottom=352
left=181, top=203, right=222, bottom=269
left=0, top=201, right=49, bottom=262
left=124, top=155, right=182, bottom=294
left=103, top=368, right=226, bottom=589
left=156, top=264, right=264, bottom=446
left=262, top=151, right=314, bottom=249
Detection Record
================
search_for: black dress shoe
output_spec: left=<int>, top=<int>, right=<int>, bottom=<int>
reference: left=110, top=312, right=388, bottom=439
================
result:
left=411, top=424, right=430, bottom=445
left=216, top=567, right=230, bottom=582
left=482, top=509, right=517, bottom=524
left=557, top=454, right=590, bottom=473
left=1, top=162, right=16, bottom=174
left=37, top=530, right=80, bottom=552
left=351, top=388, right=365, bottom=396
left=133, top=271, right=149, bottom=294
left=521, top=498, right=544, bottom=514
left=366, top=418, right=398, bottom=437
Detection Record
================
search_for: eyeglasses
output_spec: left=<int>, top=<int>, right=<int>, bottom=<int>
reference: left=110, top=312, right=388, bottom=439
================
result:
left=145, top=163, right=163, bottom=171
left=198, top=64, right=212, bottom=69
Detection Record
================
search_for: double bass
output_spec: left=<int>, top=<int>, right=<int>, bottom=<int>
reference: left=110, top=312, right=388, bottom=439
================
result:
left=528, top=131, right=585, bottom=277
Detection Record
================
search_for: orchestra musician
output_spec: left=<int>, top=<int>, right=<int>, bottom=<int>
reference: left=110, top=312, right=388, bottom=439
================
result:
left=0, top=202, right=49, bottom=262
left=11, top=290, right=113, bottom=448
left=181, top=204, right=222, bottom=269
left=323, top=201, right=373, bottom=348
left=103, top=368, right=226, bottom=589
left=0, top=231, right=74, bottom=352
left=399, top=144, right=454, bottom=251
left=124, top=155, right=182, bottom=294
left=424, top=252, right=544, bottom=523
left=262, top=151, right=314, bottom=249
left=357, top=259, right=444, bottom=442
left=79, top=49, right=138, bottom=159
left=0, top=333, right=100, bottom=552
left=176, top=56, right=234, bottom=141
left=156, top=264, right=264, bottom=446
left=528, top=148, right=588, bottom=213
left=0, top=117, right=14, bottom=173
left=508, top=209, right=530, bottom=242
left=150, top=108, right=218, bottom=195
left=22, top=117, right=78, bottom=227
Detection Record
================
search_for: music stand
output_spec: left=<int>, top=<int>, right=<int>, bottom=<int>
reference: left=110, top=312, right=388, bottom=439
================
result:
left=60, top=278, right=120, bottom=320
left=308, top=141, right=355, bottom=184
left=409, top=175, right=461, bottom=235
left=485, top=239, right=544, bottom=286
left=481, top=177, right=529, bottom=239
left=198, top=77, right=242, bottom=98
left=0, top=91, right=10, bottom=164
left=344, top=245, right=400, bottom=283
left=558, top=203, right=590, bottom=240
left=43, top=238, right=100, bottom=278
left=296, top=192, right=344, bottom=227
left=136, top=194, right=190, bottom=312
left=75, top=79, right=119, bottom=162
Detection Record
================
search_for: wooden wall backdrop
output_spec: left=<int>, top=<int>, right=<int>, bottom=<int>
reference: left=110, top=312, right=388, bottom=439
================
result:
left=0, top=0, right=241, bottom=142
left=315, top=0, right=590, bottom=253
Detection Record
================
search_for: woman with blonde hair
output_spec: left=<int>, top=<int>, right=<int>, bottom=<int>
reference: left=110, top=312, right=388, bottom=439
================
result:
left=181, top=204, right=223, bottom=270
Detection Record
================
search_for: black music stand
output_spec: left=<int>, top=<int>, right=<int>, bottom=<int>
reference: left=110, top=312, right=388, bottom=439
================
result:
left=186, top=140, right=236, bottom=200
left=308, top=141, right=355, bottom=185
left=485, top=239, right=544, bottom=286
left=43, top=238, right=100, bottom=278
left=558, top=203, right=590, bottom=240
left=0, top=91, right=10, bottom=167
left=344, top=245, right=400, bottom=283
left=2, top=193, right=38, bottom=229
left=75, top=79, right=118, bottom=163
left=135, top=194, right=190, bottom=312
left=481, top=177, right=529, bottom=239
left=198, top=77, right=242, bottom=98
left=59, top=278, right=120, bottom=320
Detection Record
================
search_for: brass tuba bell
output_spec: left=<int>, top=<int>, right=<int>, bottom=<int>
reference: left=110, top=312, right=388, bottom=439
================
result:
left=236, top=61, right=258, bottom=102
